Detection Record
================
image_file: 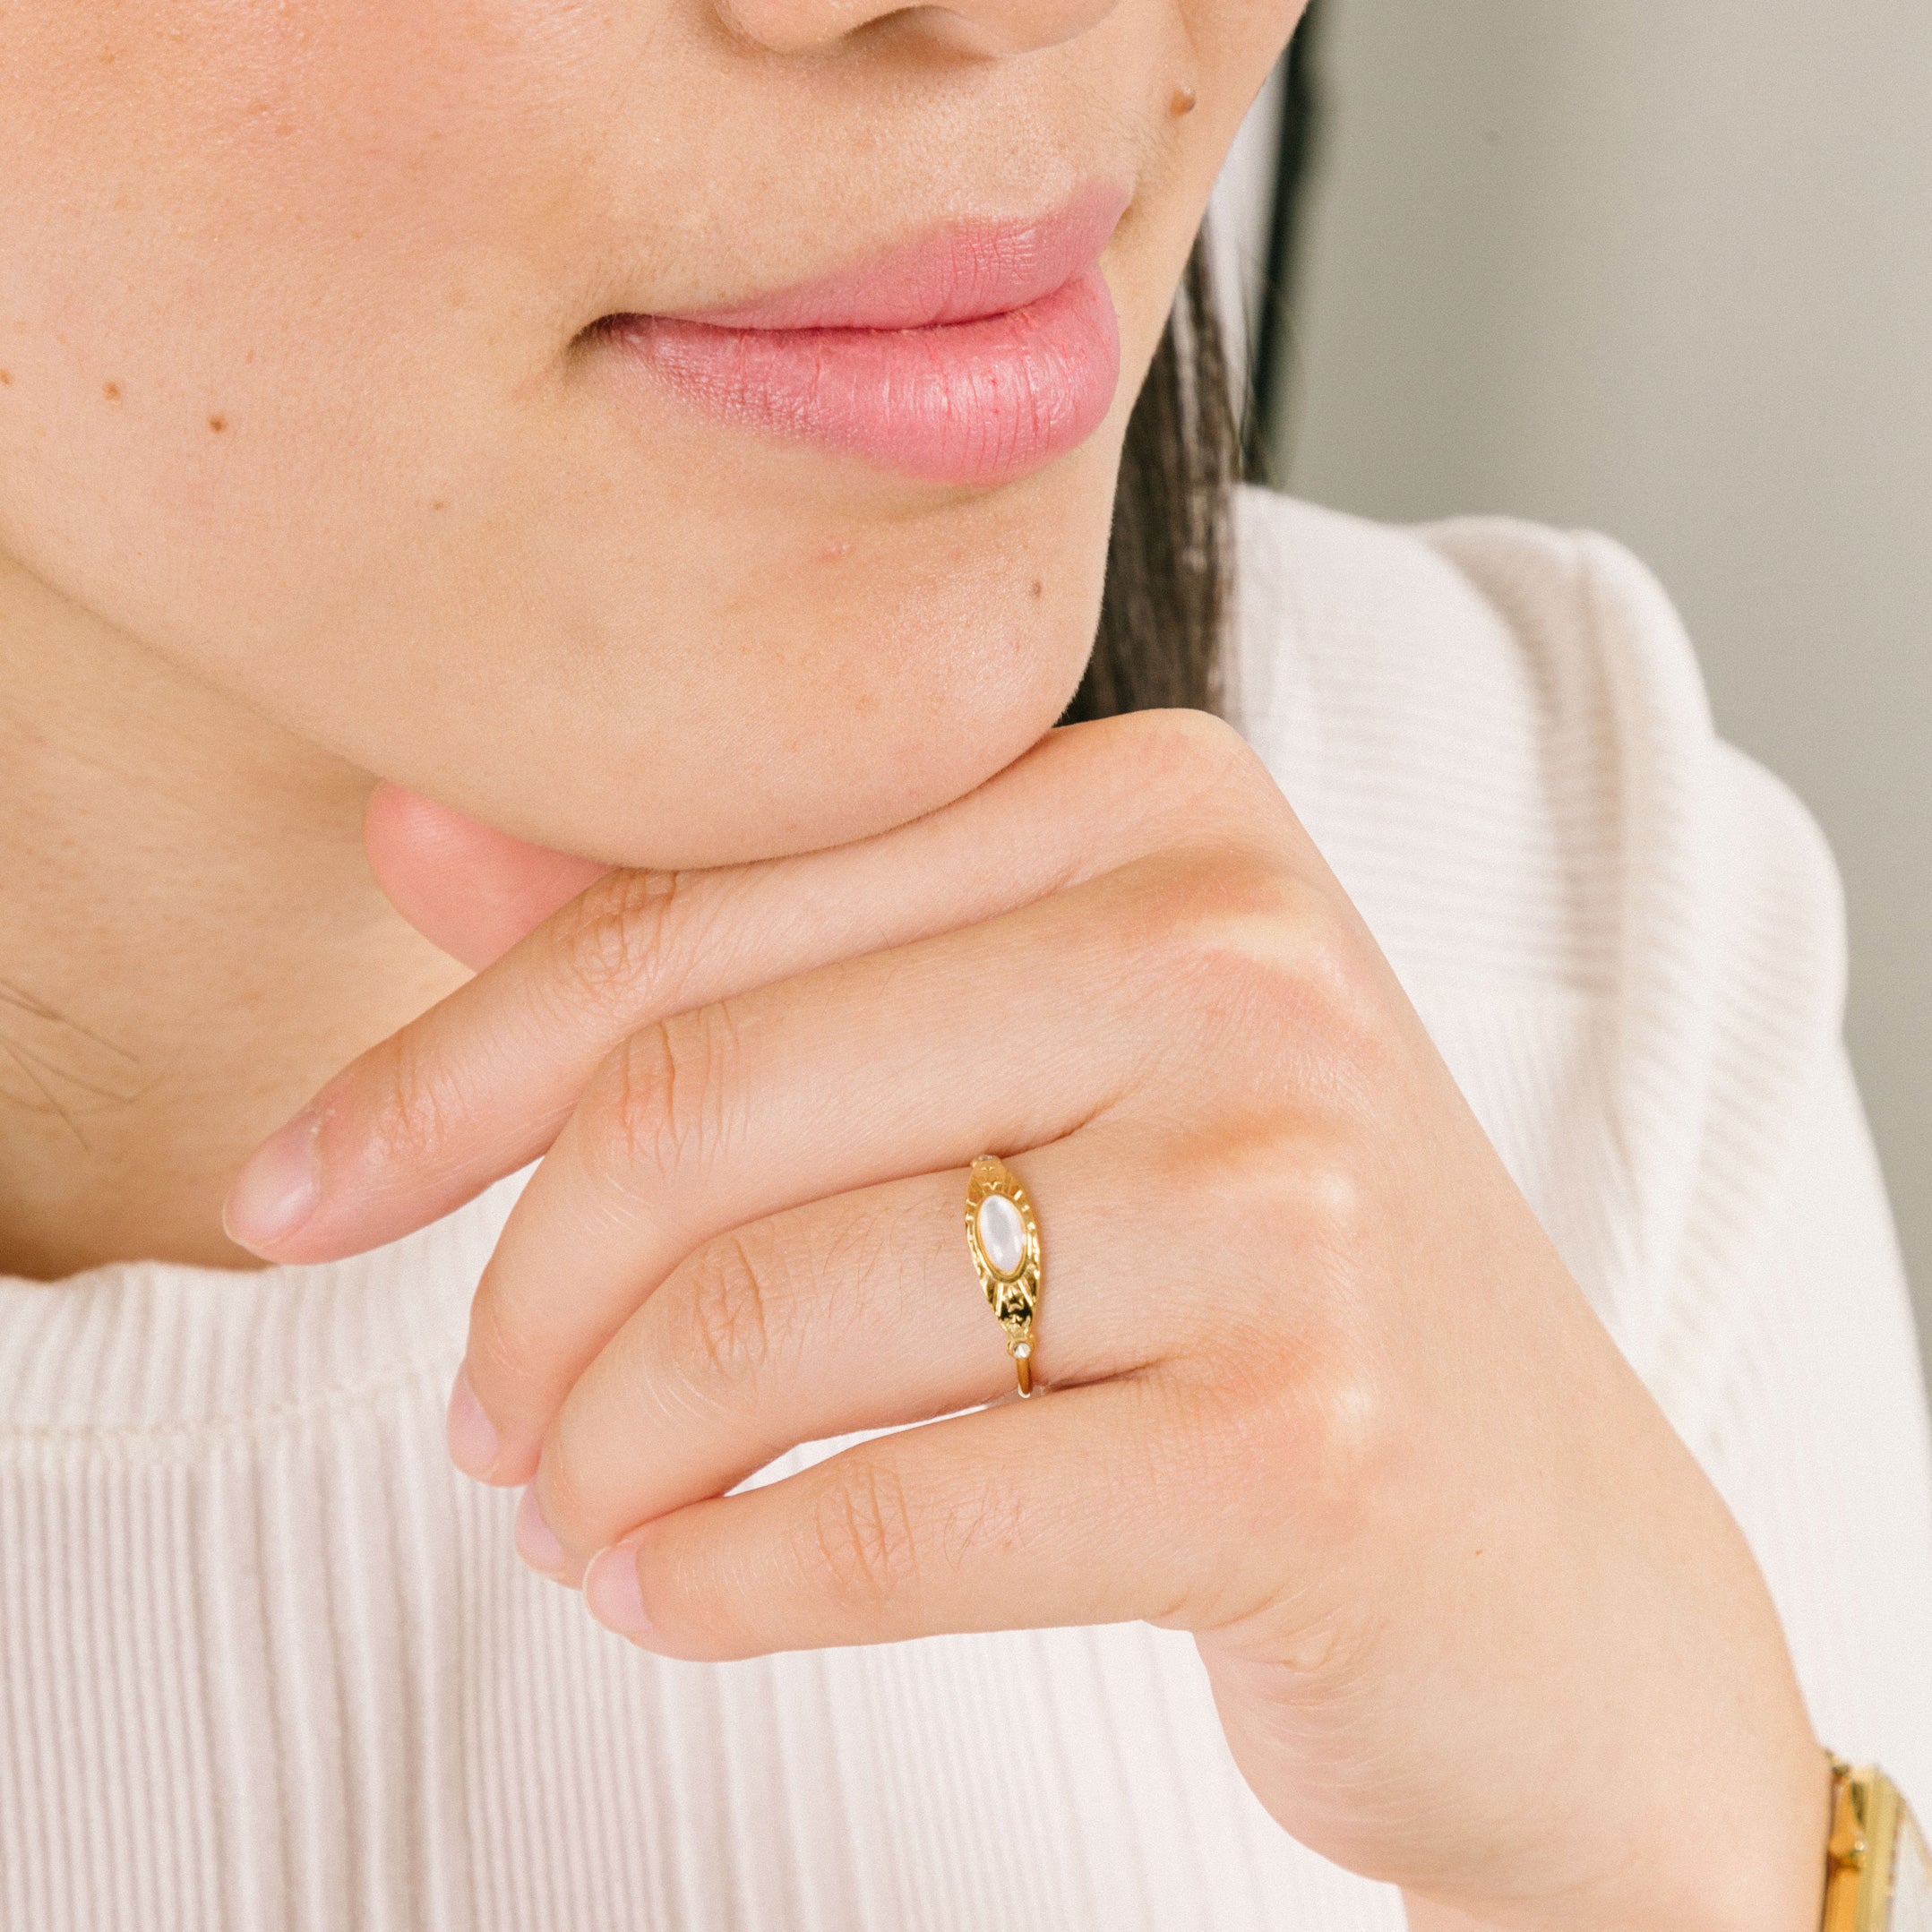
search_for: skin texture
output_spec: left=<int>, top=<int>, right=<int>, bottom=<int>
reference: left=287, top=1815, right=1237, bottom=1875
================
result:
left=0, top=3, right=1828, bottom=1927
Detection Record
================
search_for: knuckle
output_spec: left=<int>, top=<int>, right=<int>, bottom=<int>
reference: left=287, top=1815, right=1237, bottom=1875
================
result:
left=1062, top=709, right=1290, bottom=853
left=1297, top=1335, right=1392, bottom=1515
left=1129, top=708, right=1292, bottom=828
left=679, top=1227, right=780, bottom=1390
left=1147, top=856, right=1388, bottom=1078
left=808, top=1458, right=923, bottom=1611
left=1289, top=1150, right=1378, bottom=1263
left=583, top=1005, right=737, bottom=1195
left=360, top=1023, right=470, bottom=1172
left=542, top=869, right=688, bottom=1030
left=1116, top=706, right=1262, bottom=794
left=1241, top=1316, right=1393, bottom=1537
left=1155, top=1277, right=1395, bottom=1574
left=1159, top=1131, right=1380, bottom=1361
left=1280, top=890, right=1385, bottom=1038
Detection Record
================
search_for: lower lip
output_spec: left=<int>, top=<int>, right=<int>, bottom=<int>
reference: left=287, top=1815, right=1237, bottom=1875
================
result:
left=599, top=266, right=1121, bottom=489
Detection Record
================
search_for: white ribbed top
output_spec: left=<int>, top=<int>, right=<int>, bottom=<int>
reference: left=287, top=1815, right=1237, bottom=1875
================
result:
left=4, top=489, right=1928, bottom=1930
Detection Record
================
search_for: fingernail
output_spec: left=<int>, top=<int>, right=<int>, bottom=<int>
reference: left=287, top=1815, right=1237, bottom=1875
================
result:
left=222, top=1110, right=322, bottom=1253
left=514, top=1485, right=566, bottom=1576
left=583, top=1541, right=652, bottom=1640
left=446, top=1366, right=501, bottom=1480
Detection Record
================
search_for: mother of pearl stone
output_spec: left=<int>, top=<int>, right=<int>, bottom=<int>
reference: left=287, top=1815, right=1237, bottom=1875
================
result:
left=975, top=1192, right=1027, bottom=1278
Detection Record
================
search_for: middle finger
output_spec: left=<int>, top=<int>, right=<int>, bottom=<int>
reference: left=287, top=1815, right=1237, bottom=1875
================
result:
left=520, top=1129, right=1234, bottom=1577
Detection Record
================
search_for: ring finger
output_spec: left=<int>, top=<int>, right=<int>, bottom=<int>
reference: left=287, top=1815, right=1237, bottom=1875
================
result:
left=520, top=1128, right=1241, bottom=1581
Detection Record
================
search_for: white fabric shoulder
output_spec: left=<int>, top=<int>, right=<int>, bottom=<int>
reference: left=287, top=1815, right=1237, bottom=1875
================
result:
left=1231, top=485, right=1932, bottom=1790
left=1232, top=488, right=1844, bottom=1385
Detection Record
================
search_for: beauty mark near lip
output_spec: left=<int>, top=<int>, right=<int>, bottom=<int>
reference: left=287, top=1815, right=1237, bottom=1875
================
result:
left=598, top=187, right=1128, bottom=488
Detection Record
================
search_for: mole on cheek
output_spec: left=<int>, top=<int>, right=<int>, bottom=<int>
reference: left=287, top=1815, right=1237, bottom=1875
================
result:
left=102, top=381, right=122, bottom=403
left=207, top=414, right=228, bottom=434
left=0, top=371, right=12, bottom=386
left=1030, top=580, right=1044, bottom=599
left=1169, top=86, right=1198, bottom=117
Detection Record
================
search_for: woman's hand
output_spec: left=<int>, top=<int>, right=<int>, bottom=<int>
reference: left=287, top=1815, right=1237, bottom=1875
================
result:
left=228, top=712, right=1828, bottom=1931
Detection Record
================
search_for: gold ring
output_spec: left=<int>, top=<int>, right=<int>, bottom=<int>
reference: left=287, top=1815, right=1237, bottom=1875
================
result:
left=964, top=1155, right=1043, bottom=1397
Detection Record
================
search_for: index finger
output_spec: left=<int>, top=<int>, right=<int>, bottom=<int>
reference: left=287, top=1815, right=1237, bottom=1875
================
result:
left=223, top=711, right=1287, bottom=1263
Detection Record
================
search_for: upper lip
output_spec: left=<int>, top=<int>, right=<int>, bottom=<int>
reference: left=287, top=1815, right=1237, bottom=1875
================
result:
left=654, top=183, right=1131, bottom=334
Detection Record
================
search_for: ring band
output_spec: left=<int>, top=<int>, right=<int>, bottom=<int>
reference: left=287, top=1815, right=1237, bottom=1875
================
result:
left=964, top=1155, right=1043, bottom=1397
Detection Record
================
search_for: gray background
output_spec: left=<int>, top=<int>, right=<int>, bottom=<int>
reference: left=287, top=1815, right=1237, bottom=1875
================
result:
left=1214, top=4, right=1932, bottom=1381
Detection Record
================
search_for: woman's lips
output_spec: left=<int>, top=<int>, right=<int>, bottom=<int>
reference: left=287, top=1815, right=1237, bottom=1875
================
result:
left=607, top=272, right=1120, bottom=488
left=597, top=190, right=1127, bottom=488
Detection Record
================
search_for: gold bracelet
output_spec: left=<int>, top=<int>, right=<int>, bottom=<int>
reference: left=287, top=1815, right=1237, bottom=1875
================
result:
left=1822, top=1752, right=1932, bottom=1931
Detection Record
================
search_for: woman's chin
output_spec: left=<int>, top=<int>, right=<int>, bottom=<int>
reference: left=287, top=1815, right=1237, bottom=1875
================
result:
left=377, top=471, right=1114, bottom=871
left=426, top=626, right=1090, bottom=873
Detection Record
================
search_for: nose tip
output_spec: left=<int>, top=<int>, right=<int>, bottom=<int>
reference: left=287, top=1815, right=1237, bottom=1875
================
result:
left=720, top=0, right=1121, bottom=59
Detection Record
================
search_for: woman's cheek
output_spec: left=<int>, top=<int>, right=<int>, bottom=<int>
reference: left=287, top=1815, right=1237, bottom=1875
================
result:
left=0, top=0, right=612, bottom=603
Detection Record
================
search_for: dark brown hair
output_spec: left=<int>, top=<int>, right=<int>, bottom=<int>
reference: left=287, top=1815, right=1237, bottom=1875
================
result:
left=1062, top=236, right=1241, bottom=724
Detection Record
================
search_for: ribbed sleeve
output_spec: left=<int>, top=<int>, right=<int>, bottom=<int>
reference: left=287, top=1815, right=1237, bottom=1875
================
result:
left=0, top=1347, right=1403, bottom=1929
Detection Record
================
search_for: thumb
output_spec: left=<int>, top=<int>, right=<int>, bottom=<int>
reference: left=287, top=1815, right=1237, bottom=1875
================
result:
left=364, top=784, right=609, bottom=971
